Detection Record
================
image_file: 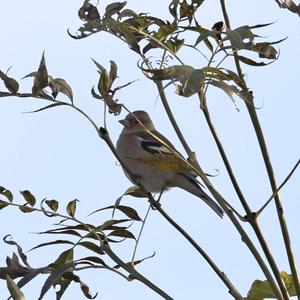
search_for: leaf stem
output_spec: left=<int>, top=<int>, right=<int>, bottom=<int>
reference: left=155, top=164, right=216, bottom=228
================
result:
left=131, top=204, right=151, bottom=264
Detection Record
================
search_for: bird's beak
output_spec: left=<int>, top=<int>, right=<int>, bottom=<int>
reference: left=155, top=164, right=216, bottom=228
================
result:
left=119, top=119, right=128, bottom=126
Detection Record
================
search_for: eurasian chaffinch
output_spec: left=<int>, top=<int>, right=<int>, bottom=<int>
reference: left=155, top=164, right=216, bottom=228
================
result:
left=116, top=110, right=223, bottom=218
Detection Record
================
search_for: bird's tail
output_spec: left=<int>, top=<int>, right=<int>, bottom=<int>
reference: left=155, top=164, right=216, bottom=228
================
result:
left=176, top=173, right=224, bottom=218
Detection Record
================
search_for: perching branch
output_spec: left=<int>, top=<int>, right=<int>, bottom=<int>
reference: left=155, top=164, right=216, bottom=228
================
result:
left=98, top=126, right=244, bottom=300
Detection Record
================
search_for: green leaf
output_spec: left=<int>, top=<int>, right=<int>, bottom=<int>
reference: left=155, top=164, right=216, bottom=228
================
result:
left=0, top=200, right=9, bottom=210
left=249, top=22, right=275, bottom=30
left=17, top=267, right=47, bottom=289
left=109, top=60, right=118, bottom=83
left=251, top=42, right=278, bottom=59
left=180, top=0, right=196, bottom=22
left=29, top=240, right=75, bottom=252
left=99, top=69, right=111, bottom=95
left=100, top=219, right=131, bottom=230
left=55, top=249, right=74, bottom=265
left=179, top=68, right=205, bottom=97
left=93, top=204, right=142, bottom=221
left=20, top=190, right=36, bottom=207
left=245, top=279, right=274, bottom=300
left=19, top=205, right=35, bottom=213
left=209, top=79, right=240, bottom=111
left=39, top=262, right=73, bottom=300
left=116, top=205, right=142, bottom=221
left=78, top=242, right=104, bottom=255
left=24, top=102, right=68, bottom=114
left=6, top=275, right=25, bottom=300
left=245, top=271, right=298, bottom=300
left=45, top=224, right=95, bottom=233
left=104, top=19, right=140, bottom=53
left=226, top=28, right=245, bottom=49
left=49, top=78, right=73, bottom=103
left=78, top=0, right=100, bottom=22
left=108, top=228, right=136, bottom=240
left=105, top=1, right=127, bottom=17
left=39, top=229, right=82, bottom=237
left=0, top=186, right=13, bottom=202
left=66, top=199, right=79, bottom=217
left=142, top=64, right=205, bottom=97
left=192, top=0, right=204, bottom=5
left=68, top=20, right=105, bottom=40
left=32, top=52, right=49, bottom=95
left=281, top=271, right=296, bottom=296
left=169, top=0, right=179, bottom=18
left=233, top=25, right=256, bottom=42
left=0, top=70, right=19, bottom=94
left=45, top=199, right=59, bottom=212
left=237, top=55, right=269, bottom=66
left=117, top=8, right=139, bottom=20
left=165, top=37, right=184, bottom=53
left=124, top=186, right=148, bottom=198
left=91, top=58, right=105, bottom=73
left=192, top=26, right=215, bottom=47
left=61, top=271, right=98, bottom=299
left=76, top=256, right=106, bottom=265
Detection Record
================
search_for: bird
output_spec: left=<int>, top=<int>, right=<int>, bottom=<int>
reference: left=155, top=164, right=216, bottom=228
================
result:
left=116, top=110, right=224, bottom=218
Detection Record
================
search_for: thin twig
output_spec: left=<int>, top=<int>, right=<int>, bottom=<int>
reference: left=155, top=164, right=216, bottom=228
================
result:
left=257, top=158, right=300, bottom=216
left=200, top=92, right=251, bottom=215
left=131, top=204, right=152, bottom=264
left=103, top=243, right=174, bottom=300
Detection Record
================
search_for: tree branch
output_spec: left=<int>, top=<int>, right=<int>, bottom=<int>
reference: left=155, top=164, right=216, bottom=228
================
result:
left=257, top=158, right=300, bottom=216
left=154, top=80, right=281, bottom=300
left=220, top=0, right=299, bottom=299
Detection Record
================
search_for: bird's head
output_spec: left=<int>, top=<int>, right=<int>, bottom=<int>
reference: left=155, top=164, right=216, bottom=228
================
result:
left=119, top=110, right=155, bottom=132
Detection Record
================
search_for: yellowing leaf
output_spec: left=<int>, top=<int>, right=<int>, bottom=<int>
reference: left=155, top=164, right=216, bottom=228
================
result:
left=246, top=272, right=299, bottom=300
left=6, top=275, right=25, bottom=300
left=66, top=199, right=79, bottom=217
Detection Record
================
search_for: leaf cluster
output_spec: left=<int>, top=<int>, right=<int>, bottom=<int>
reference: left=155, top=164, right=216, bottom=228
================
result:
left=0, top=187, right=155, bottom=300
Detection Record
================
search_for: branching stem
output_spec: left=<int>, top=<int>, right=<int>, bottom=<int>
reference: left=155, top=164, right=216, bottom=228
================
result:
left=220, top=0, right=300, bottom=299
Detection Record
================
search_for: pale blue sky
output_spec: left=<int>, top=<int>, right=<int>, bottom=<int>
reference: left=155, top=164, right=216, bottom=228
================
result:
left=0, top=1, right=300, bottom=299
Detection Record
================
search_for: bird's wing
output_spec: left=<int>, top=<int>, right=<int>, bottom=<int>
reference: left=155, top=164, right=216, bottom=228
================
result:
left=130, top=130, right=191, bottom=173
left=136, top=130, right=179, bottom=155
